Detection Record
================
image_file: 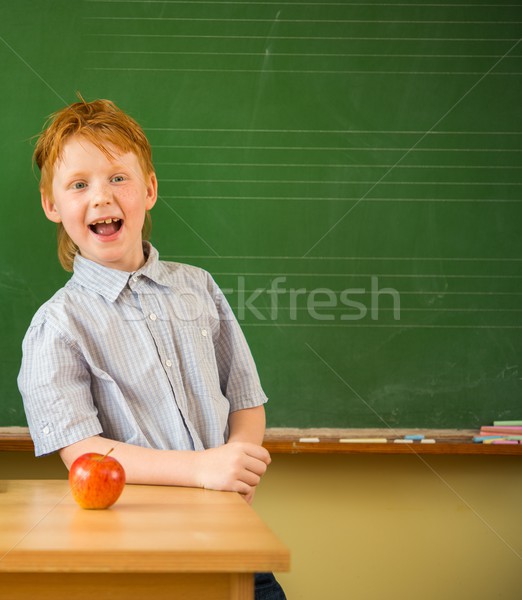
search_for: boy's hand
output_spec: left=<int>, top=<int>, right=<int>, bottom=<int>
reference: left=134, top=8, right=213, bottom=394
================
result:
left=195, top=442, right=271, bottom=500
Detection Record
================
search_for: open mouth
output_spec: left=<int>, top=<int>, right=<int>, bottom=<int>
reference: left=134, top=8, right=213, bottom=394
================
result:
left=89, top=218, right=123, bottom=236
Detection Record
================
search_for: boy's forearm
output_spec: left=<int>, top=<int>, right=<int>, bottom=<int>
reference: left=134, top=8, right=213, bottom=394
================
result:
left=59, top=435, right=199, bottom=487
left=59, top=433, right=271, bottom=499
left=227, top=405, right=266, bottom=446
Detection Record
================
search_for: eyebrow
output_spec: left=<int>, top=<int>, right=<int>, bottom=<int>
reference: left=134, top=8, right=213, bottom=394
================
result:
left=61, top=163, right=131, bottom=178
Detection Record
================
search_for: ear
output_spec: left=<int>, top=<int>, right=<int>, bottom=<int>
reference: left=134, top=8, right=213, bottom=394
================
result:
left=145, top=172, right=158, bottom=211
left=41, top=192, right=62, bottom=223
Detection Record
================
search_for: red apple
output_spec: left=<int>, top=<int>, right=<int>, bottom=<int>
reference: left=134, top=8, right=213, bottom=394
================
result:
left=69, top=450, right=126, bottom=509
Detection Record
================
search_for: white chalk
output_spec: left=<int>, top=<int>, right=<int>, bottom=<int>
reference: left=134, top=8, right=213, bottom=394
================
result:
left=394, top=439, right=413, bottom=444
left=420, top=438, right=436, bottom=444
left=339, top=438, right=388, bottom=444
left=299, top=437, right=320, bottom=443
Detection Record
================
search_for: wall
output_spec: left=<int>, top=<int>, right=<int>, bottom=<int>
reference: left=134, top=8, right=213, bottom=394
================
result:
left=1, top=452, right=521, bottom=599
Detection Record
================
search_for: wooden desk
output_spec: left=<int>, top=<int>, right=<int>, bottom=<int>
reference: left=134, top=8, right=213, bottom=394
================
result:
left=0, top=480, right=290, bottom=600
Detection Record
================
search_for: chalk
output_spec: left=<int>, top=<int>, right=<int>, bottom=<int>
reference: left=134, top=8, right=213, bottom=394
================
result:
left=481, top=426, right=522, bottom=435
left=490, top=440, right=519, bottom=445
left=393, top=439, right=413, bottom=444
left=299, top=437, right=320, bottom=443
left=404, top=434, right=424, bottom=441
left=493, top=420, right=522, bottom=427
left=473, top=435, right=503, bottom=443
left=420, top=438, right=436, bottom=444
left=339, top=438, right=388, bottom=444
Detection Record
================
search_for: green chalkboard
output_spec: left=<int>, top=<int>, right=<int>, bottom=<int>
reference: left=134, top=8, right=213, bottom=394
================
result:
left=1, top=1, right=521, bottom=430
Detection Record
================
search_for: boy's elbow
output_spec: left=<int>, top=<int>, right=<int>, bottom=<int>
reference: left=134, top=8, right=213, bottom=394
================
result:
left=58, top=435, right=103, bottom=470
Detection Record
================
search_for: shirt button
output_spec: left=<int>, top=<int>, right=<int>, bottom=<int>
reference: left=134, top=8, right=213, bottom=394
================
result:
left=132, top=276, right=139, bottom=283
left=149, top=313, right=157, bottom=321
left=201, top=329, right=208, bottom=337
left=165, top=359, right=172, bottom=368
left=42, top=425, right=50, bottom=435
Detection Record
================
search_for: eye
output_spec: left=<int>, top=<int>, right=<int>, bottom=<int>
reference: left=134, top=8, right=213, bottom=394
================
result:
left=72, top=181, right=87, bottom=190
left=111, top=175, right=126, bottom=183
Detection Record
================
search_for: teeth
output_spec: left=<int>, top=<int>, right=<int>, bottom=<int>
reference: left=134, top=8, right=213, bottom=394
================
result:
left=91, top=218, right=120, bottom=225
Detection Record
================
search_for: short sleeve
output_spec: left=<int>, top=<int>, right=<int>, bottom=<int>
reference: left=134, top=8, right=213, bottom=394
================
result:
left=18, top=318, right=103, bottom=456
left=205, top=273, right=268, bottom=412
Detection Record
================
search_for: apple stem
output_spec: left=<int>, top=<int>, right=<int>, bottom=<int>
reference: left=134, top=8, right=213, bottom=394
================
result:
left=102, top=447, right=115, bottom=460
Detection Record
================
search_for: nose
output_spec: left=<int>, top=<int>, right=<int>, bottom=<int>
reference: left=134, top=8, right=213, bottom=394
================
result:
left=91, top=183, right=113, bottom=208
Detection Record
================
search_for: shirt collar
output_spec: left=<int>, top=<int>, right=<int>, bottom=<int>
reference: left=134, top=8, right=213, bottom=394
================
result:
left=70, top=242, right=168, bottom=302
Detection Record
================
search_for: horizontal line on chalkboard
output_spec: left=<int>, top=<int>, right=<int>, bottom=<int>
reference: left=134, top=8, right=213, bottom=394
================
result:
left=226, top=291, right=522, bottom=296
left=85, top=34, right=521, bottom=42
left=87, top=50, right=522, bottom=59
left=147, top=128, right=522, bottom=135
left=164, top=254, right=522, bottom=262
left=229, top=290, right=522, bottom=296
left=161, top=178, right=522, bottom=185
left=162, top=195, right=522, bottom=202
left=211, top=272, right=522, bottom=279
left=229, top=307, right=522, bottom=312
left=85, top=1, right=522, bottom=6
left=239, top=324, right=522, bottom=328
left=216, top=288, right=522, bottom=298
left=85, top=16, right=522, bottom=24
left=390, top=291, right=522, bottom=295
left=154, top=146, right=522, bottom=152
left=86, top=67, right=522, bottom=75
left=85, top=1, right=522, bottom=7
left=157, top=162, right=522, bottom=170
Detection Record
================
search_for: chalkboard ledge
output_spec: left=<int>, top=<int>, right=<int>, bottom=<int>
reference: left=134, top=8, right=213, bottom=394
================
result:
left=263, top=428, right=522, bottom=455
left=1, top=427, right=522, bottom=455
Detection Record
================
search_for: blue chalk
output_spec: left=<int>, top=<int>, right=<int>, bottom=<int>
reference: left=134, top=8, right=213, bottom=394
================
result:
left=404, top=434, right=424, bottom=441
left=473, top=435, right=503, bottom=443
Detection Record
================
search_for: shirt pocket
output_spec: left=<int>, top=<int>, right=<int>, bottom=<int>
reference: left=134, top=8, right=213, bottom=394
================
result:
left=171, top=324, right=222, bottom=395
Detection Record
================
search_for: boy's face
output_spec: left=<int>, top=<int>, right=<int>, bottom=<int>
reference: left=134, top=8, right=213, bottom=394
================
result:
left=42, top=135, right=157, bottom=272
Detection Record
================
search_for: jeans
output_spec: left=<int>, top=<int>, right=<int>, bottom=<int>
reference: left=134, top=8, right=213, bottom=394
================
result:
left=254, top=572, right=287, bottom=600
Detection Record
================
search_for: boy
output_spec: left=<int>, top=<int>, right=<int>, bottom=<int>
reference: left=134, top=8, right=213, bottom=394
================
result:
left=18, top=98, right=285, bottom=599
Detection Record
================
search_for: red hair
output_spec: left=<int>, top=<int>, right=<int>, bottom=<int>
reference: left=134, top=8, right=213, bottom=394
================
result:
left=34, top=96, right=154, bottom=271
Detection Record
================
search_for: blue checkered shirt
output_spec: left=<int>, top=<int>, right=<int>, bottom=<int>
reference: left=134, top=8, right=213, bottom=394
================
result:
left=18, top=243, right=267, bottom=456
